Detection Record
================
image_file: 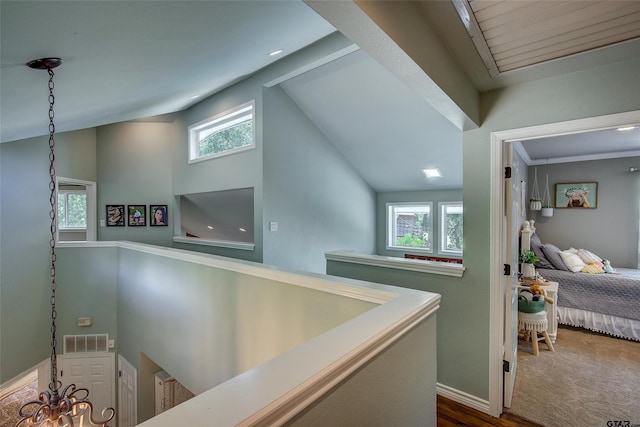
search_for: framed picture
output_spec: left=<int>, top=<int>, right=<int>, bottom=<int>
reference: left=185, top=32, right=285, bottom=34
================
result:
left=555, top=182, right=597, bottom=209
left=127, top=205, right=146, bottom=226
left=150, top=205, right=168, bottom=226
left=106, top=205, right=125, bottom=226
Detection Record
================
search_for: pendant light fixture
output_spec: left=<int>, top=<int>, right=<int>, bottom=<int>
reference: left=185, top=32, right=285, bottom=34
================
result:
left=16, top=58, right=115, bottom=427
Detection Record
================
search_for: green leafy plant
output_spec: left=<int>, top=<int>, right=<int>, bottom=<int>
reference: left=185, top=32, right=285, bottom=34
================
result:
left=529, top=197, right=542, bottom=202
left=519, top=249, right=539, bottom=264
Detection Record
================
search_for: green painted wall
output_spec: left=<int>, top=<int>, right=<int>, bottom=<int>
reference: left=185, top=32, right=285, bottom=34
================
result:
left=527, top=157, right=640, bottom=268
left=262, top=86, right=376, bottom=273
left=96, top=119, right=177, bottom=247
left=0, top=129, right=98, bottom=382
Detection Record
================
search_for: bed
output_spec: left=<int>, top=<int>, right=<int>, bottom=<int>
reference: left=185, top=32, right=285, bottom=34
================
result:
left=521, top=221, right=640, bottom=342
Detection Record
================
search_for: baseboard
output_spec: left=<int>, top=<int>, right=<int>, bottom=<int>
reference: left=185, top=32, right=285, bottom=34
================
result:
left=437, top=383, right=492, bottom=416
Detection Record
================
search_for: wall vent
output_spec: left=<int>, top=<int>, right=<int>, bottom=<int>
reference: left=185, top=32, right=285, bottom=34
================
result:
left=64, top=334, right=109, bottom=354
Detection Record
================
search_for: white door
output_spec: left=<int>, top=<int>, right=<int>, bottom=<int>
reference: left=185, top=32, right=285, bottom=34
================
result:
left=503, top=143, right=520, bottom=408
left=118, top=354, right=137, bottom=427
left=58, top=353, right=115, bottom=420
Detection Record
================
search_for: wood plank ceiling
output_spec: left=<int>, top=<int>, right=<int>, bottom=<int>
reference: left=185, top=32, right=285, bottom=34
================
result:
left=457, top=0, right=640, bottom=74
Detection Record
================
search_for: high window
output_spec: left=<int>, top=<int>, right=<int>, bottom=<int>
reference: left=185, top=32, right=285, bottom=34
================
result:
left=386, top=203, right=432, bottom=252
left=439, top=202, right=463, bottom=254
left=188, top=100, right=255, bottom=163
left=58, top=190, right=87, bottom=229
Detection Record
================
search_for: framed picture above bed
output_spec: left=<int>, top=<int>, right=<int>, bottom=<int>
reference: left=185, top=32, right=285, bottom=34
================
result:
left=555, top=182, right=597, bottom=209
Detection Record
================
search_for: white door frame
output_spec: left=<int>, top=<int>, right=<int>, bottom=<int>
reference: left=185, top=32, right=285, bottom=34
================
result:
left=488, top=110, right=640, bottom=417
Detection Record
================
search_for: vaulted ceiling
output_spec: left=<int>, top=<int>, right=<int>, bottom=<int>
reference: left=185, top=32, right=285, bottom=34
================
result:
left=1, top=1, right=639, bottom=191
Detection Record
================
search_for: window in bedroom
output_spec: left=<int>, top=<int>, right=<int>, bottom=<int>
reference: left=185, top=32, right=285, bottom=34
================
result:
left=188, top=100, right=255, bottom=163
left=387, top=203, right=432, bottom=252
left=57, top=188, right=87, bottom=229
left=439, top=202, right=463, bottom=254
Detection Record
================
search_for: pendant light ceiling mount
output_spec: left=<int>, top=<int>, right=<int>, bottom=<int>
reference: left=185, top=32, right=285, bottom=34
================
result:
left=26, top=57, right=63, bottom=70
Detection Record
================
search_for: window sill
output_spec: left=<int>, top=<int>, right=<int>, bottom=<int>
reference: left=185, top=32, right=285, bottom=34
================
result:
left=325, top=250, right=465, bottom=277
left=173, top=236, right=255, bottom=251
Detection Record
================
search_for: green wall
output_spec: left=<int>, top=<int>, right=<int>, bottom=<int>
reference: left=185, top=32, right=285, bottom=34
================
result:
left=0, top=129, right=98, bottom=381
left=527, top=156, right=640, bottom=268
left=460, top=58, right=640, bottom=399
left=263, top=85, right=375, bottom=273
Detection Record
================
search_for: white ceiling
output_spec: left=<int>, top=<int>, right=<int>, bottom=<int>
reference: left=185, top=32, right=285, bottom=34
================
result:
left=1, top=1, right=639, bottom=193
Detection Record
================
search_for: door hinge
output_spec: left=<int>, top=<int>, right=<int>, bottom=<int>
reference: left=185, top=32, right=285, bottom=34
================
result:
left=504, top=167, right=512, bottom=179
left=119, top=370, right=122, bottom=378
left=503, top=360, right=510, bottom=372
left=504, top=264, right=511, bottom=275
left=60, top=370, right=63, bottom=377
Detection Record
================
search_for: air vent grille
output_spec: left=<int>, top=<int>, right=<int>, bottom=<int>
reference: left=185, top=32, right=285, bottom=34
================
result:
left=64, top=334, right=109, bottom=353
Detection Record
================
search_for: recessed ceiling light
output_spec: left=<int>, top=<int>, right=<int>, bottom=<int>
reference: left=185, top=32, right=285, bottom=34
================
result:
left=423, top=168, right=442, bottom=178
left=268, top=49, right=283, bottom=57
left=616, top=125, right=636, bottom=131
left=189, top=95, right=200, bottom=100
left=239, top=228, right=246, bottom=232
left=207, top=225, right=214, bottom=230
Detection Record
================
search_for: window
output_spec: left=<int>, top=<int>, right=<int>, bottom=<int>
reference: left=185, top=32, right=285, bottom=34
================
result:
left=387, top=203, right=432, bottom=252
left=188, top=101, right=255, bottom=163
left=440, top=202, right=463, bottom=254
left=58, top=190, right=87, bottom=229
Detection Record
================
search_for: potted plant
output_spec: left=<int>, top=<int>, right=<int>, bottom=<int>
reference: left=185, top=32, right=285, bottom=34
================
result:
left=519, top=249, right=539, bottom=279
left=541, top=204, right=554, bottom=217
left=529, top=197, right=542, bottom=211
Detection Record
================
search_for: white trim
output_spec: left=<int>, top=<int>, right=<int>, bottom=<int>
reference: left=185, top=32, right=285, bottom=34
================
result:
left=438, top=201, right=463, bottom=255
left=489, top=109, right=640, bottom=417
left=173, top=236, right=255, bottom=251
left=325, top=250, right=465, bottom=277
left=437, top=383, right=491, bottom=415
left=385, top=202, right=434, bottom=253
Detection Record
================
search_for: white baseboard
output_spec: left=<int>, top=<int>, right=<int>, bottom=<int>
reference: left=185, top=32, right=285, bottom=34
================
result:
left=437, top=382, right=492, bottom=416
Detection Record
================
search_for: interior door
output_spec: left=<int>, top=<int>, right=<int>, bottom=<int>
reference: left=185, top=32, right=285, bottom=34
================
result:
left=503, top=143, right=520, bottom=408
left=118, top=354, right=138, bottom=427
left=58, top=353, right=115, bottom=419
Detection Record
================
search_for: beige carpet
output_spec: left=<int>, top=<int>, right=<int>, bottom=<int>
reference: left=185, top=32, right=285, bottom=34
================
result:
left=507, top=326, right=640, bottom=427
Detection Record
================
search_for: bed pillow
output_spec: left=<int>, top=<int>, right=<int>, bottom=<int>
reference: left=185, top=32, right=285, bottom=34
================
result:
left=559, top=250, right=586, bottom=272
left=530, top=233, right=554, bottom=269
left=582, top=261, right=604, bottom=274
left=541, top=243, right=570, bottom=271
left=577, top=248, right=602, bottom=263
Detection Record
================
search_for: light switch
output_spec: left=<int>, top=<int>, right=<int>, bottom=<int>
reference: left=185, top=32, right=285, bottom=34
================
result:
left=269, top=221, right=278, bottom=232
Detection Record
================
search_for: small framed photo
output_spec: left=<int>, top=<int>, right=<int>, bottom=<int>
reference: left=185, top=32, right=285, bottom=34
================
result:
left=106, top=205, right=125, bottom=227
left=555, top=182, right=598, bottom=209
left=127, top=205, right=146, bottom=226
left=150, top=205, right=168, bottom=226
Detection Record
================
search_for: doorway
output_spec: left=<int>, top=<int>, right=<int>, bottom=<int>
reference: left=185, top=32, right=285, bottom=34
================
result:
left=489, top=110, right=640, bottom=416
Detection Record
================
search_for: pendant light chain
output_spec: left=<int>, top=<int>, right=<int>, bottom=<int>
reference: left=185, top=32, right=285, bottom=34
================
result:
left=47, top=67, right=59, bottom=391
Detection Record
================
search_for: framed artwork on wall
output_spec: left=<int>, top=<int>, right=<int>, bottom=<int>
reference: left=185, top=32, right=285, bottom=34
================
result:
left=106, top=205, right=125, bottom=226
left=150, top=205, right=168, bottom=226
left=555, top=182, right=598, bottom=209
left=127, top=205, right=146, bottom=226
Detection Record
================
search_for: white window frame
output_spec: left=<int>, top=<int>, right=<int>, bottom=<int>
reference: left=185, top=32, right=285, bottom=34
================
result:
left=188, top=100, right=255, bottom=164
left=386, top=202, right=433, bottom=253
left=58, top=189, right=87, bottom=230
left=439, top=201, right=463, bottom=255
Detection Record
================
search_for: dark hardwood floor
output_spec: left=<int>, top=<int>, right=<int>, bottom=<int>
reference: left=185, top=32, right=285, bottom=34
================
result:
left=438, top=395, right=544, bottom=427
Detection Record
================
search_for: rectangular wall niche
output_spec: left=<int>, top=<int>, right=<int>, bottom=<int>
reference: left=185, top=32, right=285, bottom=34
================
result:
left=179, top=187, right=254, bottom=243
